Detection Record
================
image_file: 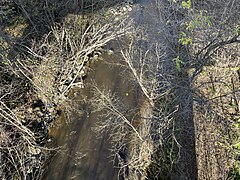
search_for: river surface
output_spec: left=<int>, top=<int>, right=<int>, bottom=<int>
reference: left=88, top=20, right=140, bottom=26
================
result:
left=42, top=53, right=140, bottom=180
left=42, top=1, right=151, bottom=180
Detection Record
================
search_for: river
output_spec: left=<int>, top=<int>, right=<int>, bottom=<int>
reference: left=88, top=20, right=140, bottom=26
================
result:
left=42, top=51, right=141, bottom=180
left=41, top=1, right=151, bottom=179
left=41, top=0, right=198, bottom=179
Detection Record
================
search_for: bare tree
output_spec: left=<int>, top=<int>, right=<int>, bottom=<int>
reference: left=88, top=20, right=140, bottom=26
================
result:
left=91, top=0, right=240, bottom=179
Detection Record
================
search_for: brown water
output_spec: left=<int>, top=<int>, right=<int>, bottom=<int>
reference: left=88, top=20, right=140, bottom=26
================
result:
left=42, top=53, right=140, bottom=180
left=41, top=1, right=200, bottom=179
left=42, top=2, right=149, bottom=180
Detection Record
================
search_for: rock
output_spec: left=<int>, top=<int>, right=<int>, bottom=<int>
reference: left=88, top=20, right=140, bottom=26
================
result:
left=37, top=111, right=44, bottom=117
left=93, top=54, right=99, bottom=60
left=107, top=49, right=114, bottom=55
left=28, top=146, right=41, bottom=155
left=128, top=6, right=133, bottom=11
left=122, top=7, right=128, bottom=12
left=63, top=85, right=68, bottom=90
left=34, top=107, right=41, bottom=111
left=73, top=82, right=84, bottom=88
left=48, top=107, right=55, bottom=113
left=21, top=118, right=27, bottom=124
left=27, top=108, right=33, bottom=113
left=69, top=76, right=73, bottom=81
left=79, top=69, right=86, bottom=76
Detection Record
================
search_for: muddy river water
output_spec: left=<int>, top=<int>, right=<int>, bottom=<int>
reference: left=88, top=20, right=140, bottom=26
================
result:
left=42, top=55, right=140, bottom=180
left=42, top=1, right=150, bottom=180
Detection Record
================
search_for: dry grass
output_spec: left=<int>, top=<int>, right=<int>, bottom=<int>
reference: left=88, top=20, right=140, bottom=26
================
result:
left=193, top=44, right=240, bottom=179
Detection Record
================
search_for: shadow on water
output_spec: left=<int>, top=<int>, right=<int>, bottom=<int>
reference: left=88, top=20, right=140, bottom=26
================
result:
left=42, top=53, right=140, bottom=180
